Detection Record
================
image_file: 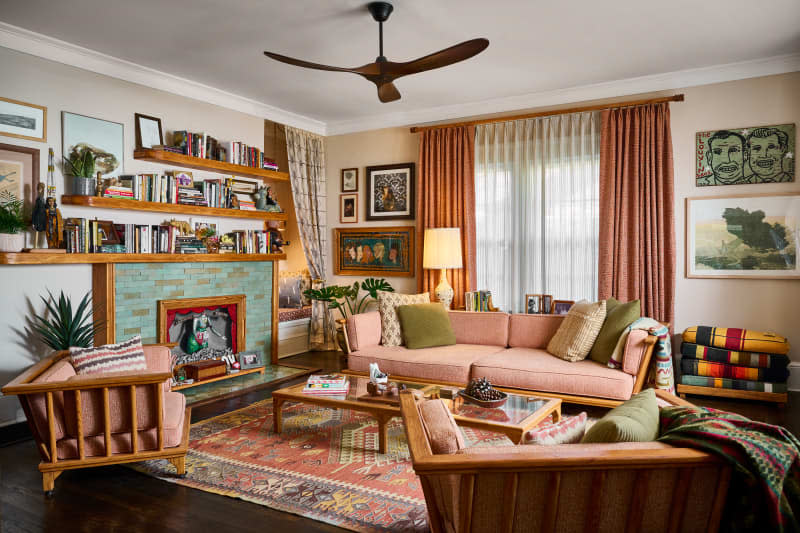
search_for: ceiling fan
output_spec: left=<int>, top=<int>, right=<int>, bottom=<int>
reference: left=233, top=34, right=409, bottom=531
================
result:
left=263, top=2, right=489, bottom=103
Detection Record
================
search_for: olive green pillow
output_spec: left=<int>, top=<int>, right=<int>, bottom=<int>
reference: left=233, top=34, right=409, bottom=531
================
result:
left=589, top=297, right=641, bottom=364
left=581, top=388, right=659, bottom=443
left=396, top=303, right=457, bottom=349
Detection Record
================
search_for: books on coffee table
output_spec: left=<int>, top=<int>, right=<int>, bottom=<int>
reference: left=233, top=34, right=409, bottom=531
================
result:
left=302, top=374, right=349, bottom=395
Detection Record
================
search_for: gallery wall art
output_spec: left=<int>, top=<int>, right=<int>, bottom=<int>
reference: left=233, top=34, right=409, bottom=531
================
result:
left=333, top=226, right=414, bottom=277
left=696, top=123, right=795, bottom=186
left=0, top=97, right=47, bottom=142
left=62, top=111, right=124, bottom=179
left=0, top=142, right=40, bottom=214
left=366, top=163, right=415, bottom=220
left=686, top=193, right=800, bottom=279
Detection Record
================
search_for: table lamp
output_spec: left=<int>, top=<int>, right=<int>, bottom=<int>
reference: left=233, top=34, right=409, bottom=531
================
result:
left=423, top=227, right=462, bottom=309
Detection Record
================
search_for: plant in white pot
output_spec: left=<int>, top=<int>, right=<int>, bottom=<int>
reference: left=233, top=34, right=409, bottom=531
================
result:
left=0, top=191, right=26, bottom=252
left=63, top=147, right=96, bottom=196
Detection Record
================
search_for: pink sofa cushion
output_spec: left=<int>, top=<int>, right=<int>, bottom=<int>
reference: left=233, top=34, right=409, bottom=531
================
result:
left=447, top=311, right=510, bottom=347
left=348, top=344, right=507, bottom=384
left=143, top=345, right=173, bottom=373
left=508, top=314, right=565, bottom=348
left=345, top=311, right=382, bottom=352
left=28, top=358, right=77, bottom=443
left=622, top=329, right=650, bottom=376
left=419, top=399, right=465, bottom=454
left=471, top=347, right=635, bottom=400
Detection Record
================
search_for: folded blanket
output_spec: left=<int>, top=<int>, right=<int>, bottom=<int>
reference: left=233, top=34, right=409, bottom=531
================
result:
left=681, top=374, right=788, bottom=394
left=681, top=342, right=790, bottom=369
left=658, top=406, right=800, bottom=533
left=683, top=326, right=790, bottom=355
left=608, top=317, right=674, bottom=394
left=681, top=358, right=790, bottom=383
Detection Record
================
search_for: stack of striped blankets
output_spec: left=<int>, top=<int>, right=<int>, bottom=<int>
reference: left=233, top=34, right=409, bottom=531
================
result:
left=681, top=326, right=791, bottom=394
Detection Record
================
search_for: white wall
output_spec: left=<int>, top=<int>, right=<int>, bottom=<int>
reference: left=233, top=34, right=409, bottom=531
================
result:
left=0, top=46, right=277, bottom=426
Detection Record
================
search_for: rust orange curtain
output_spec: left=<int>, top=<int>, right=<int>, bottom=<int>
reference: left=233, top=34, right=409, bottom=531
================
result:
left=416, top=125, right=476, bottom=308
left=598, top=103, right=675, bottom=325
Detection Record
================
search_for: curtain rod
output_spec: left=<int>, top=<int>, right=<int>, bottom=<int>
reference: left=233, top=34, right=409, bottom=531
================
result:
left=409, top=94, right=685, bottom=133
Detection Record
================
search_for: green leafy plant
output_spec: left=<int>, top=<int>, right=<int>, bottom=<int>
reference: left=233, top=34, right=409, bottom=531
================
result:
left=30, top=290, right=105, bottom=350
left=63, top=147, right=96, bottom=178
left=0, top=191, right=25, bottom=234
left=303, top=278, right=394, bottom=319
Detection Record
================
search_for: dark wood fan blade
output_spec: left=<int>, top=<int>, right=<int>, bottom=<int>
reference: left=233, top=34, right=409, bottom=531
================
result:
left=377, top=82, right=401, bottom=103
left=264, top=51, right=363, bottom=74
left=388, top=38, right=489, bottom=78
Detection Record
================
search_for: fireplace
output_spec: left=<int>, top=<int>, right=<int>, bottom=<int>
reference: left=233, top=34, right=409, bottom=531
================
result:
left=157, top=295, right=246, bottom=366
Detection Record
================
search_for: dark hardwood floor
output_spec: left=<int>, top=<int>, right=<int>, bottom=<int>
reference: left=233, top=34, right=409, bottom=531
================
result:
left=1, top=349, right=797, bottom=532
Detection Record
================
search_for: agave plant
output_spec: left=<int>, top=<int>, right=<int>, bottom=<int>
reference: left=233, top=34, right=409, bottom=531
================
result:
left=30, top=290, right=105, bottom=350
left=63, top=147, right=96, bottom=178
left=303, top=277, right=394, bottom=320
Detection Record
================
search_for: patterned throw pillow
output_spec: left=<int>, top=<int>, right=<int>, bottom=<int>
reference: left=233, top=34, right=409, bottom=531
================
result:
left=377, top=291, right=430, bottom=346
left=523, top=412, right=588, bottom=445
left=69, top=335, right=148, bottom=375
left=546, top=299, right=607, bottom=362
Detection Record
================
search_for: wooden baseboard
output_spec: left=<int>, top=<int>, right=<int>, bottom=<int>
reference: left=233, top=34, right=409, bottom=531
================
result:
left=0, top=421, right=32, bottom=447
left=677, top=384, right=788, bottom=404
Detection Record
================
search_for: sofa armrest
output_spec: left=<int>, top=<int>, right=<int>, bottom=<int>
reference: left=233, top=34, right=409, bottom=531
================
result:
left=344, top=311, right=382, bottom=353
left=622, top=331, right=658, bottom=394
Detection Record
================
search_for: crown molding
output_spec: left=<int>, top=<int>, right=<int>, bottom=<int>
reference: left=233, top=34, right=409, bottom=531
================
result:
left=0, top=21, right=327, bottom=135
left=326, top=53, right=800, bottom=135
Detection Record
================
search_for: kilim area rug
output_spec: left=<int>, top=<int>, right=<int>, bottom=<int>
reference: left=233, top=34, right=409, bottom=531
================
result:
left=131, top=399, right=511, bottom=532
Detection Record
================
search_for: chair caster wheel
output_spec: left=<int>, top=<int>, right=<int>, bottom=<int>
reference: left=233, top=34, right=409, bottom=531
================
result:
left=44, top=490, right=55, bottom=499
left=178, top=473, right=187, bottom=479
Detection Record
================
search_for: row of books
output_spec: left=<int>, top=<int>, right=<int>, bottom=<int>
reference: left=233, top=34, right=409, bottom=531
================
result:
left=221, top=230, right=277, bottom=255
left=465, top=290, right=493, bottom=312
left=302, top=374, right=349, bottom=395
left=104, top=174, right=262, bottom=211
left=170, top=131, right=278, bottom=170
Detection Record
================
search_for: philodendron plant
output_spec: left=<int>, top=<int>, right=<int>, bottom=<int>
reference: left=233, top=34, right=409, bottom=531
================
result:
left=63, top=147, right=96, bottom=178
left=303, top=278, right=394, bottom=320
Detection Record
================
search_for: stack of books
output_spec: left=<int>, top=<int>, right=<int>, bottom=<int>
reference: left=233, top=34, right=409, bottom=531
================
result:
left=177, top=186, right=208, bottom=207
left=302, top=374, right=349, bottom=395
left=103, top=185, right=134, bottom=199
left=175, top=235, right=207, bottom=254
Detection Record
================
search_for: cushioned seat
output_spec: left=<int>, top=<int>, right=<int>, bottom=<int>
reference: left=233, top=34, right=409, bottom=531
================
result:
left=348, top=343, right=507, bottom=383
left=471, top=347, right=635, bottom=400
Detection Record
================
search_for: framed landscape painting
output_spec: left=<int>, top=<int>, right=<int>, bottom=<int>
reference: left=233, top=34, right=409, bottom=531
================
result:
left=686, top=193, right=800, bottom=279
left=366, top=163, right=415, bottom=220
left=333, top=226, right=414, bottom=277
left=0, top=143, right=40, bottom=215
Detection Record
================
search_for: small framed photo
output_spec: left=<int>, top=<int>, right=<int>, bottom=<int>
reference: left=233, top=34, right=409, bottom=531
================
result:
left=341, top=168, right=358, bottom=192
left=134, top=113, right=164, bottom=149
left=541, top=295, right=553, bottom=314
left=0, top=97, right=47, bottom=142
left=366, top=163, right=415, bottom=220
left=171, top=170, right=194, bottom=186
left=238, top=351, right=264, bottom=370
left=553, top=299, right=574, bottom=315
left=340, top=193, right=358, bottom=223
left=525, top=294, right=541, bottom=314
left=97, top=220, right=120, bottom=245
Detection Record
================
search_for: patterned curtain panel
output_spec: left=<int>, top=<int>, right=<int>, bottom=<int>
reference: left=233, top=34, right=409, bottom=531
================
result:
left=475, top=111, right=601, bottom=312
left=285, top=126, right=335, bottom=350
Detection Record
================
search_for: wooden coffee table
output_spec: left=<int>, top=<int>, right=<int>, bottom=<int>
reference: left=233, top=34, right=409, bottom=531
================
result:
left=271, top=375, right=561, bottom=453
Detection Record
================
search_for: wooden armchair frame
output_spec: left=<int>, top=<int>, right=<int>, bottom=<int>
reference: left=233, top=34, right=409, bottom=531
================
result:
left=399, top=390, right=731, bottom=533
left=2, top=346, right=191, bottom=495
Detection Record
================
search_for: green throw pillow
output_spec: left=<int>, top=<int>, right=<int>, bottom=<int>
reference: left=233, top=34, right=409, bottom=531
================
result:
left=581, top=388, right=659, bottom=443
left=396, top=303, right=457, bottom=349
left=589, top=297, right=641, bottom=364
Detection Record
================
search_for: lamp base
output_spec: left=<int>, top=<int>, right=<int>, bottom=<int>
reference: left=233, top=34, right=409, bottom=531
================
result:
left=434, top=268, right=454, bottom=309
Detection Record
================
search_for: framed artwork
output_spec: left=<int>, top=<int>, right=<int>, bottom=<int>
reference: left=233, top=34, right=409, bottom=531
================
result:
left=333, top=226, right=414, bottom=277
left=541, top=294, right=553, bottom=314
left=0, top=143, right=40, bottom=215
left=552, top=300, right=574, bottom=315
left=134, top=113, right=163, bottom=149
left=97, top=220, right=120, bottom=245
left=171, top=170, right=194, bottom=186
left=238, top=351, right=264, bottom=370
left=686, top=193, right=800, bottom=279
left=62, top=112, right=124, bottom=179
left=696, top=123, right=795, bottom=187
left=341, top=168, right=358, bottom=192
left=366, top=162, right=415, bottom=220
left=340, top=193, right=358, bottom=223
left=525, top=294, right=541, bottom=314
left=0, top=96, right=47, bottom=142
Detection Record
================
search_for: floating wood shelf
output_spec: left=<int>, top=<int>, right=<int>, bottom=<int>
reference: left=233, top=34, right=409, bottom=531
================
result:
left=0, top=252, right=286, bottom=265
left=133, top=149, right=290, bottom=182
left=677, top=383, right=788, bottom=405
left=61, top=195, right=288, bottom=221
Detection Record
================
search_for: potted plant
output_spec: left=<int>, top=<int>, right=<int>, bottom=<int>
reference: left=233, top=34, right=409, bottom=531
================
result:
left=0, top=191, right=25, bottom=252
left=63, top=147, right=96, bottom=196
left=30, top=290, right=105, bottom=350
left=304, top=278, right=394, bottom=352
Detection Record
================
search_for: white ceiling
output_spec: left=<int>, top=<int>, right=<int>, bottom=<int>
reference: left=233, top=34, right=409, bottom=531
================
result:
left=2, top=0, right=799, bottom=134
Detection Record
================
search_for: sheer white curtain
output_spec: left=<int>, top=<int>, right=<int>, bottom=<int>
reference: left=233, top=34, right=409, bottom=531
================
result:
left=475, top=111, right=600, bottom=312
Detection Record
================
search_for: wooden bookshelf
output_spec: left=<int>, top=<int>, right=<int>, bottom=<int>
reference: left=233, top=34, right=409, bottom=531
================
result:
left=133, top=149, right=290, bottom=182
left=61, top=195, right=288, bottom=221
left=0, top=252, right=286, bottom=265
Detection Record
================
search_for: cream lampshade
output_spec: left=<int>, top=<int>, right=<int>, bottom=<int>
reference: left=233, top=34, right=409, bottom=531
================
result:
left=423, top=227, right=462, bottom=309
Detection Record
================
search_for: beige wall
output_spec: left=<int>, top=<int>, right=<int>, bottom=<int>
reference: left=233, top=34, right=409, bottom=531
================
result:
left=324, top=73, right=800, bottom=367
left=325, top=128, right=420, bottom=295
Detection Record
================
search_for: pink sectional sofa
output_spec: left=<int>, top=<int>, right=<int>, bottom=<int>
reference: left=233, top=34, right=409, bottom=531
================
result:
left=343, top=310, right=655, bottom=405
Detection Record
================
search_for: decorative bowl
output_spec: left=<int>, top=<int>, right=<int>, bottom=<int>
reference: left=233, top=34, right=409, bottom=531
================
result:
left=457, top=389, right=508, bottom=408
